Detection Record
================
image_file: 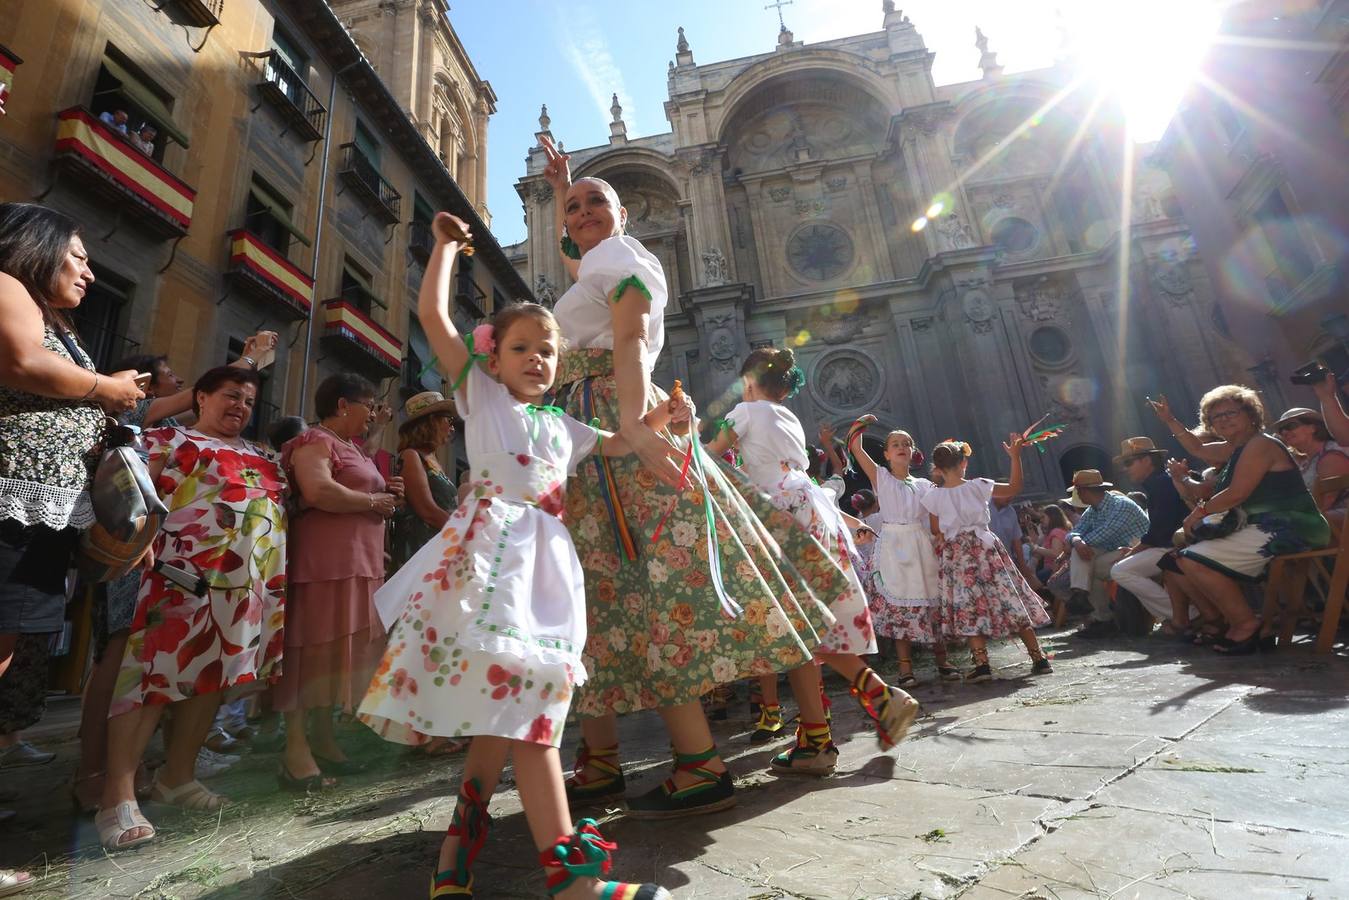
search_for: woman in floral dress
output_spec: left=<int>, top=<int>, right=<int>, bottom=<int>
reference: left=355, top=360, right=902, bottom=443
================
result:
left=98, top=367, right=287, bottom=851
left=540, top=135, right=846, bottom=819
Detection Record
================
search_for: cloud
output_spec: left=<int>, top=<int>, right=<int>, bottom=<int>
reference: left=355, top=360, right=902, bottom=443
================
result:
left=558, top=6, right=636, bottom=137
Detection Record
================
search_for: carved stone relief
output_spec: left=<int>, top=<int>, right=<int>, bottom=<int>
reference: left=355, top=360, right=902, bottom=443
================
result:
left=768, top=186, right=792, bottom=203
left=701, top=246, right=728, bottom=286
left=825, top=175, right=847, bottom=192
left=1150, top=258, right=1194, bottom=306
left=811, top=350, right=881, bottom=412
left=937, top=213, right=977, bottom=250
left=533, top=274, right=556, bottom=306
left=1016, top=280, right=1064, bottom=322
left=705, top=312, right=739, bottom=373
left=962, top=289, right=995, bottom=333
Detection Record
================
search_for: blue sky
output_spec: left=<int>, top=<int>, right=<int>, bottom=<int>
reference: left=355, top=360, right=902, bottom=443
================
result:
left=450, top=0, right=1215, bottom=246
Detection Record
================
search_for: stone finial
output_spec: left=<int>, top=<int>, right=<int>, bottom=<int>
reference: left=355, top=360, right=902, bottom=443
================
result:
left=883, top=0, right=895, bottom=12
left=975, top=25, right=1003, bottom=78
left=676, top=26, right=689, bottom=53
left=610, top=93, right=623, bottom=123
left=538, top=104, right=551, bottom=131
left=608, top=93, right=628, bottom=144
left=675, top=26, right=694, bottom=66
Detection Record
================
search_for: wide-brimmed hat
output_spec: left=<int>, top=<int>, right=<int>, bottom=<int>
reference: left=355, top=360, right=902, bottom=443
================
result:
left=400, top=390, right=456, bottom=427
left=1113, top=436, right=1169, bottom=466
left=1062, top=469, right=1113, bottom=506
left=1272, top=407, right=1323, bottom=431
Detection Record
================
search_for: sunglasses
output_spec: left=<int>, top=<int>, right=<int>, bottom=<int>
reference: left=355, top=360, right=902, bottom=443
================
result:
left=1277, top=419, right=1315, bottom=433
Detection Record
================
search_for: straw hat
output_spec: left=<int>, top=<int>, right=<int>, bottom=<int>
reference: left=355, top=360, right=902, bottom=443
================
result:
left=1062, top=469, right=1114, bottom=506
left=1272, top=407, right=1323, bottom=431
left=400, top=390, right=456, bottom=427
left=1113, top=436, right=1168, bottom=466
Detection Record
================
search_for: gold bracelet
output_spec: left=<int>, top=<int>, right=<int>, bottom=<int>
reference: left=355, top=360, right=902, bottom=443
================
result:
left=81, top=371, right=99, bottom=401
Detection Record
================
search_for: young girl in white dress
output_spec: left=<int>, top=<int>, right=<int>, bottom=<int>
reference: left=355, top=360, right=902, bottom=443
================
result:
left=358, top=212, right=683, bottom=900
left=705, top=346, right=919, bottom=776
left=845, top=424, right=957, bottom=686
left=920, top=437, right=1053, bottom=683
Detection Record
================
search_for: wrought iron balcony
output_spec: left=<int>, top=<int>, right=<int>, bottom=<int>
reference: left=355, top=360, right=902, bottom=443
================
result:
left=321, top=298, right=403, bottom=377
left=455, top=271, right=487, bottom=320
left=167, top=0, right=223, bottom=27
left=256, top=50, right=326, bottom=142
left=53, top=107, right=197, bottom=239
left=408, top=220, right=435, bottom=265
left=227, top=228, right=314, bottom=320
left=337, top=143, right=401, bottom=224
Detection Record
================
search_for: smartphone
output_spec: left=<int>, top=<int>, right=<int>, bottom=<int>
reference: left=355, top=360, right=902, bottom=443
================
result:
left=134, top=372, right=153, bottom=389
left=1290, top=360, right=1329, bottom=386
left=154, top=561, right=208, bottom=597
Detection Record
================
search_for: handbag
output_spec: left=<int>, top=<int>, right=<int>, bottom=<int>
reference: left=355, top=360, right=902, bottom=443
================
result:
left=77, top=422, right=168, bottom=582
left=1190, top=507, right=1247, bottom=542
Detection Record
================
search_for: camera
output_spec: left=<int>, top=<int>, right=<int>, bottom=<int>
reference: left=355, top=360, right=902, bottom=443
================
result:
left=1290, top=360, right=1330, bottom=386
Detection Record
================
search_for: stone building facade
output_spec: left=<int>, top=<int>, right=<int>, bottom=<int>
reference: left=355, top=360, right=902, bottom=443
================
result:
left=330, top=0, right=495, bottom=224
left=0, top=0, right=523, bottom=439
left=509, top=7, right=1248, bottom=493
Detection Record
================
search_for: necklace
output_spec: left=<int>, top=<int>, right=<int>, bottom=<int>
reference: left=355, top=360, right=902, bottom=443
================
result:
left=317, top=423, right=356, bottom=446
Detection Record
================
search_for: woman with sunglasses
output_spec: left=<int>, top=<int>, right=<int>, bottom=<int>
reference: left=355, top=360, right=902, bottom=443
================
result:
left=1154, top=386, right=1330, bottom=653
left=1274, top=407, right=1349, bottom=530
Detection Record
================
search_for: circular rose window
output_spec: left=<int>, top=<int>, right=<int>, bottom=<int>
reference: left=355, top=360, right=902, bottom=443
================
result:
left=787, top=223, right=854, bottom=281
left=1028, top=325, right=1073, bottom=366
left=992, top=216, right=1039, bottom=255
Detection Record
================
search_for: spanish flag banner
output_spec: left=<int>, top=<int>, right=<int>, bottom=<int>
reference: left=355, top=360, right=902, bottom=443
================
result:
left=228, top=229, right=314, bottom=312
left=323, top=300, right=402, bottom=371
left=54, top=108, right=195, bottom=231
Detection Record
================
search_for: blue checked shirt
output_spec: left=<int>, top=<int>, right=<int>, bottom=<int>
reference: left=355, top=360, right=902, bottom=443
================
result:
left=1069, top=492, right=1149, bottom=551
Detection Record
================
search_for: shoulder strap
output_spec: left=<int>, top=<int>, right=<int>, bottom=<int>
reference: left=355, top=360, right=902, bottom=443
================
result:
left=53, top=327, right=94, bottom=371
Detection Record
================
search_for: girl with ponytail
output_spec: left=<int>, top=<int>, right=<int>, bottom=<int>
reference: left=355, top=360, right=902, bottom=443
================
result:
left=705, top=346, right=919, bottom=775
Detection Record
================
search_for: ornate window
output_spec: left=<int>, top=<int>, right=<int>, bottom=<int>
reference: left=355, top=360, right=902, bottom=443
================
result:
left=787, top=223, right=854, bottom=281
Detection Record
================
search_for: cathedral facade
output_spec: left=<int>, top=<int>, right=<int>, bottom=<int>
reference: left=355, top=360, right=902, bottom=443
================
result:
left=508, top=7, right=1248, bottom=494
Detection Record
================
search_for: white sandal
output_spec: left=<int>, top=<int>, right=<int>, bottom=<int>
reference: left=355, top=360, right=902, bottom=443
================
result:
left=0, top=869, right=34, bottom=898
left=94, top=801, right=156, bottom=852
left=149, top=778, right=228, bottom=811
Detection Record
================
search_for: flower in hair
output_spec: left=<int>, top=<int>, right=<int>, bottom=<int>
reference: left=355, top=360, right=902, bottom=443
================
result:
left=910, top=448, right=926, bottom=468
left=941, top=438, right=973, bottom=458
left=471, top=323, right=496, bottom=356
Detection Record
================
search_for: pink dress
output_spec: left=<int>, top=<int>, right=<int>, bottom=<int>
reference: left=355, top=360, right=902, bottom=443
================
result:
left=275, top=428, right=387, bottom=712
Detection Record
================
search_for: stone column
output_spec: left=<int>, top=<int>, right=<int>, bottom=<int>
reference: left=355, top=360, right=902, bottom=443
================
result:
left=473, top=102, right=491, bottom=220
left=685, top=282, right=754, bottom=420
left=679, top=147, right=737, bottom=288
left=852, top=166, right=896, bottom=281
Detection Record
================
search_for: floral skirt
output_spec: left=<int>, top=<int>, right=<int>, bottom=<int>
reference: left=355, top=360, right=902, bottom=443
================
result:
left=556, top=351, right=839, bottom=717
left=935, top=532, right=1050, bottom=640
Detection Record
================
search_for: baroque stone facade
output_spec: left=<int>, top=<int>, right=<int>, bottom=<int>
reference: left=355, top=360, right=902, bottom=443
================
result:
left=509, top=8, right=1246, bottom=492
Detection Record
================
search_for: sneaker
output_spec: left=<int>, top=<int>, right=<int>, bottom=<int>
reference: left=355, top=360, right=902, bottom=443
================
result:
left=1031, top=657, right=1054, bottom=676
left=0, top=741, right=55, bottom=767
left=769, top=742, right=839, bottom=777
left=1075, top=620, right=1119, bottom=640
left=936, top=665, right=962, bottom=682
left=964, top=664, right=993, bottom=683
left=195, top=748, right=241, bottom=779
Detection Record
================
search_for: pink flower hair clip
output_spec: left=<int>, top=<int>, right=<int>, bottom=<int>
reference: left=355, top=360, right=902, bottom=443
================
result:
left=470, top=323, right=496, bottom=357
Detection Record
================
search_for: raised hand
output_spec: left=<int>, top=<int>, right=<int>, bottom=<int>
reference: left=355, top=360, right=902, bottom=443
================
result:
left=241, top=330, right=278, bottom=368
left=432, top=211, right=472, bottom=247
left=539, top=134, right=572, bottom=196
left=1312, top=369, right=1338, bottom=400
left=1147, top=394, right=1176, bottom=423
left=1003, top=431, right=1026, bottom=456
left=668, top=392, right=695, bottom=426
left=818, top=422, right=836, bottom=445
left=1165, top=457, right=1191, bottom=480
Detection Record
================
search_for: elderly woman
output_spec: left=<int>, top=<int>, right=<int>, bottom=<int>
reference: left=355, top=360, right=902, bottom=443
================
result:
left=277, top=373, right=401, bottom=790
left=96, top=366, right=286, bottom=850
left=74, top=337, right=276, bottom=812
left=389, top=390, right=457, bottom=574
left=1274, top=407, right=1349, bottom=529
left=1152, top=386, right=1331, bottom=653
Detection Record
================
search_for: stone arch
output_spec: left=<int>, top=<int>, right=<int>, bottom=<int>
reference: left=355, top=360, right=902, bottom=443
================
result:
left=713, top=49, right=901, bottom=145
left=951, top=85, right=1074, bottom=175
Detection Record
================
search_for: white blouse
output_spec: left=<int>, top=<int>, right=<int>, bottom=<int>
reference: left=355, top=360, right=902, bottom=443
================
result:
left=920, top=478, right=998, bottom=543
left=875, top=468, right=934, bottom=525
left=553, top=235, right=668, bottom=366
left=725, top=400, right=807, bottom=488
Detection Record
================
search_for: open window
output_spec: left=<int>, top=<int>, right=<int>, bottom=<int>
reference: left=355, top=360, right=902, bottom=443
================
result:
left=91, top=46, right=188, bottom=162
left=340, top=255, right=383, bottom=313
left=71, top=266, right=137, bottom=371
left=245, top=174, right=310, bottom=255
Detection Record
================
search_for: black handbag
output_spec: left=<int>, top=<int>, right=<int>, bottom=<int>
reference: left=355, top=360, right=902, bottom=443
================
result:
left=1191, top=507, right=1247, bottom=542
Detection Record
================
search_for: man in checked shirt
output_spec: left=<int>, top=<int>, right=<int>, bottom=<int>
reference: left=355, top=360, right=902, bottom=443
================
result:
left=1060, top=469, right=1149, bottom=638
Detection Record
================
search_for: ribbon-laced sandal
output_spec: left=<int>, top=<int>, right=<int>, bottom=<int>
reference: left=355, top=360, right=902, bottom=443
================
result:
left=94, top=800, right=156, bottom=852
left=541, top=819, right=671, bottom=899
left=625, top=747, right=735, bottom=820
left=849, top=668, right=920, bottom=750
left=430, top=778, right=491, bottom=898
left=564, top=741, right=626, bottom=807
left=769, top=723, right=838, bottom=777
left=748, top=704, right=785, bottom=744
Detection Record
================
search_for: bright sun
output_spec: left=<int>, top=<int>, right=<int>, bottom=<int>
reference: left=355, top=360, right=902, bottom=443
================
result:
left=1064, top=0, right=1223, bottom=139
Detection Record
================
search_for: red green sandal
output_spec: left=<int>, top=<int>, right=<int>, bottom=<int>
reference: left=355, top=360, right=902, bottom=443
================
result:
left=850, top=668, right=920, bottom=750
left=430, top=778, right=491, bottom=898
left=541, top=819, right=671, bottom=898
left=769, top=722, right=839, bottom=777
left=564, top=741, right=626, bottom=807
left=625, top=747, right=735, bottom=820
left=749, top=704, right=785, bottom=744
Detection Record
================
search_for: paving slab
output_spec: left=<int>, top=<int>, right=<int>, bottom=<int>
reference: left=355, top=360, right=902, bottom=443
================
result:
left=966, top=804, right=1348, bottom=900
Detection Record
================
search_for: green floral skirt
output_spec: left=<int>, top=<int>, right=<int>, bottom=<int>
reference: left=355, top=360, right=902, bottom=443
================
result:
left=557, top=350, right=846, bottom=717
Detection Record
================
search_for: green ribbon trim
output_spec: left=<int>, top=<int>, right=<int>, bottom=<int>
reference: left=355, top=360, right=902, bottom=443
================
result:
left=612, top=274, right=652, bottom=304
left=525, top=402, right=564, bottom=446
left=448, top=332, right=491, bottom=393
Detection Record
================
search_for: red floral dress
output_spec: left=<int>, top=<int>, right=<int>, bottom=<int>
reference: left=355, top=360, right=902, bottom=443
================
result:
left=109, top=428, right=287, bottom=715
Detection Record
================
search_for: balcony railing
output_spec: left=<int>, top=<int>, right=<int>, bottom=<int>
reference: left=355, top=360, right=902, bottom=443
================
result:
left=227, top=228, right=314, bottom=320
left=167, top=0, right=223, bottom=27
left=455, top=271, right=487, bottom=320
left=337, top=143, right=401, bottom=224
left=54, top=107, right=197, bottom=239
left=408, top=220, right=435, bottom=265
left=256, top=50, right=326, bottom=142
left=321, top=298, right=403, bottom=377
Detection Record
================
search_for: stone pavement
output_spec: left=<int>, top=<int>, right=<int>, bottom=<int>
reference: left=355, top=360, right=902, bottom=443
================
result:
left=4, top=629, right=1348, bottom=899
